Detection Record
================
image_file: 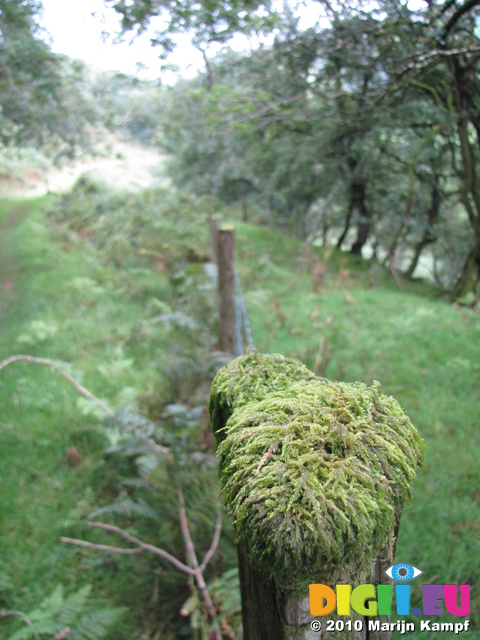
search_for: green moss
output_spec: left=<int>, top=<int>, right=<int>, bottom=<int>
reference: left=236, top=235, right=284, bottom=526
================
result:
left=209, top=351, right=316, bottom=445
left=210, top=353, right=425, bottom=591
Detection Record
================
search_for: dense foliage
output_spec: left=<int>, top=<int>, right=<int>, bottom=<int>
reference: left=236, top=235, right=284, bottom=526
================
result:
left=113, top=0, right=480, bottom=300
left=0, top=1, right=96, bottom=156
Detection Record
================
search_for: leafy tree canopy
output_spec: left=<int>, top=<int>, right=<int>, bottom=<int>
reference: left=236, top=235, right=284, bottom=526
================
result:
left=0, top=0, right=95, bottom=155
left=112, top=0, right=480, bottom=298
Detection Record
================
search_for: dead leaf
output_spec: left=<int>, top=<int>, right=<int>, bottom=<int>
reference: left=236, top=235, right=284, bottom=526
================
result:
left=311, top=305, right=321, bottom=319
left=68, top=446, right=82, bottom=466
left=289, top=327, right=304, bottom=334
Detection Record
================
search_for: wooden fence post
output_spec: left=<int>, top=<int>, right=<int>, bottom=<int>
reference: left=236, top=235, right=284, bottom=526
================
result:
left=218, top=227, right=235, bottom=355
left=209, top=214, right=219, bottom=264
left=209, top=353, right=425, bottom=640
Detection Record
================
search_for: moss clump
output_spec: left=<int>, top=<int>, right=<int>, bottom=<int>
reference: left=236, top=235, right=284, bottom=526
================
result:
left=209, top=351, right=316, bottom=446
left=210, top=353, right=425, bottom=590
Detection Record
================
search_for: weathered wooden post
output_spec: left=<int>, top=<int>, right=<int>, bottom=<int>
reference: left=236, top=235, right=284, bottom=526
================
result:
left=210, top=214, right=219, bottom=264
left=218, top=227, right=236, bottom=355
left=209, top=353, right=424, bottom=640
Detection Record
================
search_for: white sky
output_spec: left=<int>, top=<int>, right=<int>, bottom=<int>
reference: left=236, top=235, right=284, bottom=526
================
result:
left=38, top=0, right=205, bottom=83
left=38, top=0, right=326, bottom=84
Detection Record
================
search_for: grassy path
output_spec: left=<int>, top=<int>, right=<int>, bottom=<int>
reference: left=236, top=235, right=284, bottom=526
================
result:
left=0, top=201, right=23, bottom=312
left=0, top=197, right=144, bottom=639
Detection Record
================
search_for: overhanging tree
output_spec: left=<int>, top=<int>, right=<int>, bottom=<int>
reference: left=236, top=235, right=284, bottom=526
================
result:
left=0, top=0, right=96, bottom=155
left=111, top=0, right=480, bottom=296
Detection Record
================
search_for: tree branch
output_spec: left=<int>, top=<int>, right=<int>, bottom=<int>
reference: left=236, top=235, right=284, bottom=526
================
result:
left=176, top=490, right=222, bottom=640
left=177, top=489, right=199, bottom=570
left=442, top=0, right=480, bottom=42
left=0, top=355, right=116, bottom=418
left=59, top=536, right=144, bottom=555
left=61, top=521, right=196, bottom=576
left=0, top=355, right=169, bottom=456
left=199, top=511, right=222, bottom=573
left=406, top=45, right=480, bottom=70
left=0, top=610, right=40, bottom=640
left=61, top=503, right=223, bottom=640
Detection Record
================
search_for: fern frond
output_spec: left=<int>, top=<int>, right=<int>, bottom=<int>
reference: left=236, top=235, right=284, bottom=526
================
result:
left=8, top=618, right=58, bottom=640
left=38, top=584, right=64, bottom=617
left=89, top=496, right=158, bottom=520
left=70, top=607, right=126, bottom=640
left=58, top=585, right=91, bottom=627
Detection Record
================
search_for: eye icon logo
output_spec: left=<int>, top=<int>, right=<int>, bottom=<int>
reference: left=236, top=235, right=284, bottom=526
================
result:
left=385, top=563, right=423, bottom=582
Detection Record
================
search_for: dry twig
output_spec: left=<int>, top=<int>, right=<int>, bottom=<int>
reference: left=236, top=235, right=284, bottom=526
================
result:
left=61, top=495, right=223, bottom=640
left=0, top=355, right=169, bottom=456
left=0, top=610, right=40, bottom=640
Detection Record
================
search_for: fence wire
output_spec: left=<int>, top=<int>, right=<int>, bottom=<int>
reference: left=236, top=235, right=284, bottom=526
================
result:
left=234, top=269, right=254, bottom=355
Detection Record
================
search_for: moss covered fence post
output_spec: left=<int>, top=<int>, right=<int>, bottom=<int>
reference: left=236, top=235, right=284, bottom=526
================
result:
left=209, top=353, right=424, bottom=640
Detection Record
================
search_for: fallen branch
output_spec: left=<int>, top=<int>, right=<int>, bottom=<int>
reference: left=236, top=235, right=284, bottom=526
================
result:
left=0, top=355, right=116, bottom=418
left=62, top=521, right=195, bottom=575
left=0, top=355, right=169, bottom=456
left=0, top=610, right=40, bottom=640
left=177, top=491, right=222, bottom=640
left=2, top=355, right=221, bottom=636
left=61, top=492, right=223, bottom=640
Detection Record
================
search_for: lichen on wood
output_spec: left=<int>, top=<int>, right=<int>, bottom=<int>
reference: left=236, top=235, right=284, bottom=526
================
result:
left=209, top=353, right=424, bottom=594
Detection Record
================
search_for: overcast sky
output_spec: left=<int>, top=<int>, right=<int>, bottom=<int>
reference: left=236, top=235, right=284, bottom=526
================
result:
left=38, top=0, right=326, bottom=83
left=38, top=0, right=205, bottom=82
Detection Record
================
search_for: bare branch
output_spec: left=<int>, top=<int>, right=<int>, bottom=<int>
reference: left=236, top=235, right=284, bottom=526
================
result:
left=177, top=489, right=199, bottom=569
left=0, top=355, right=116, bottom=419
left=0, top=610, right=40, bottom=640
left=59, top=536, right=143, bottom=555
left=127, top=427, right=169, bottom=457
left=406, top=45, right=480, bottom=70
left=176, top=490, right=222, bottom=640
left=94, top=521, right=195, bottom=574
left=199, top=511, right=222, bottom=573
left=442, top=0, right=480, bottom=42
left=61, top=521, right=195, bottom=575
left=61, top=497, right=223, bottom=639
left=0, top=355, right=169, bottom=456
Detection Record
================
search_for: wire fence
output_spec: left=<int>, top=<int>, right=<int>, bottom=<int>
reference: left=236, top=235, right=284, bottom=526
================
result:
left=234, top=269, right=254, bottom=356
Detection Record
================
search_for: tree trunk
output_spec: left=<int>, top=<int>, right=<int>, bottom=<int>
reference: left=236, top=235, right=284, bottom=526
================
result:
left=209, top=214, right=219, bottom=264
left=452, top=241, right=480, bottom=300
left=403, top=174, right=441, bottom=279
left=449, top=56, right=480, bottom=299
left=383, top=223, right=405, bottom=268
left=241, top=196, right=248, bottom=222
left=350, top=181, right=370, bottom=256
left=336, top=202, right=354, bottom=249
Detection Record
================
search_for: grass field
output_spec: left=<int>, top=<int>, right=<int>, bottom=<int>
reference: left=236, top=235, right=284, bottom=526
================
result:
left=0, top=187, right=479, bottom=639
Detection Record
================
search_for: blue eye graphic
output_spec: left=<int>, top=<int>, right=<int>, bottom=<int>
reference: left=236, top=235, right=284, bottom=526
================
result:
left=385, top=563, right=423, bottom=582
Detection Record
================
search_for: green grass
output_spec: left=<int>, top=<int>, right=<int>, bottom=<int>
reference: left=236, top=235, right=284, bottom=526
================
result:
left=235, top=221, right=480, bottom=637
left=0, top=194, right=199, bottom=639
left=0, top=190, right=479, bottom=639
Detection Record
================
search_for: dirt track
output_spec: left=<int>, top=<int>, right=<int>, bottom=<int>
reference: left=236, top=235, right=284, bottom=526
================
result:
left=0, top=139, right=167, bottom=199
